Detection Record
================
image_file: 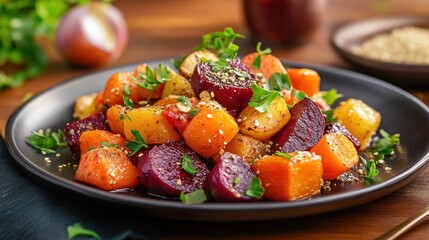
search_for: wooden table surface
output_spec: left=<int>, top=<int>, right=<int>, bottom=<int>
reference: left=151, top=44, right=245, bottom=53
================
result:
left=1, top=0, right=428, bottom=239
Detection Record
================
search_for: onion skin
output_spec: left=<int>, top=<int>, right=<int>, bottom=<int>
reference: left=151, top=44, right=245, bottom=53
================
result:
left=56, top=2, right=128, bottom=67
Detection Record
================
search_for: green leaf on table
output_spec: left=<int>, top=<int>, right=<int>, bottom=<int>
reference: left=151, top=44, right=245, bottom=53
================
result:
left=67, top=223, right=100, bottom=240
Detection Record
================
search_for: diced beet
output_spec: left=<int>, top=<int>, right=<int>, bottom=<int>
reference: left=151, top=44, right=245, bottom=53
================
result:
left=190, top=58, right=257, bottom=112
left=271, top=98, right=325, bottom=153
left=64, top=111, right=109, bottom=159
left=325, top=122, right=361, bottom=151
left=206, top=152, right=260, bottom=202
left=137, top=141, right=209, bottom=198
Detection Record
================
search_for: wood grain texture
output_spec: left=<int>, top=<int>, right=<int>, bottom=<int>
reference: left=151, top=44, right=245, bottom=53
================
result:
left=1, top=0, right=428, bottom=239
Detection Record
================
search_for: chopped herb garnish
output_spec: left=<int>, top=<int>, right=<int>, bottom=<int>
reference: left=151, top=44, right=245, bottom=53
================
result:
left=177, top=96, right=191, bottom=107
left=67, top=223, right=100, bottom=240
left=360, top=156, right=379, bottom=182
left=292, top=89, right=307, bottom=101
left=252, top=42, right=272, bottom=69
left=181, top=154, right=198, bottom=175
left=322, top=109, right=338, bottom=123
left=189, top=108, right=199, bottom=118
left=26, top=128, right=67, bottom=154
left=370, top=129, right=400, bottom=161
left=233, top=176, right=240, bottom=186
left=248, top=83, right=281, bottom=113
left=208, top=57, right=229, bottom=72
left=99, top=141, right=119, bottom=149
left=195, top=27, right=244, bottom=60
left=133, top=63, right=171, bottom=91
left=179, top=189, right=207, bottom=204
left=122, top=84, right=134, bottom=108
left=268, top=73, right=292, bottom=91
left=125, top=130, right=148, bottom=156
left=245, top=176, right=265, bottom=198
left=172, top=55, right=187, bottom=70
left=321, top=88, right=342, bottom=106
left=275, top=151, right=293, bottom=159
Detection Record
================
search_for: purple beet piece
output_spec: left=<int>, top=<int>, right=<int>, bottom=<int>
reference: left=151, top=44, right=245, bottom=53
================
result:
left=191, top=58, right=257, bottom=112
left=64, top=111, right=109, bottom=159
left=206, top=152, right=260, bottom=202
left=271, top=98, right=325, bottom=153
left=138, top=141, right=209, bottom=198
left=325, top=122, right=361, bottom=151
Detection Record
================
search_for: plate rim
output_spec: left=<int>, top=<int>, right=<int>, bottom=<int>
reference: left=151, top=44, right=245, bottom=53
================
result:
left=5, top=59, right=429, bottom=221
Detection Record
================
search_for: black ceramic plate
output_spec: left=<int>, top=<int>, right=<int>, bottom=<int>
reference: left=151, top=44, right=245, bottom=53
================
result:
left=6, top=60, right=429, bottom=221
left=331, top=16, right=429, bottom=87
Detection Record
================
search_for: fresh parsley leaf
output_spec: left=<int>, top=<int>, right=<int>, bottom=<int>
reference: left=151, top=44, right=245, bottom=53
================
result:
left=321, top=88, right=342, bottom=106
left=208, top=57, right=229, bottom=72
left=189, top=108, right=199, bottom=118
left=370, top=129, right=400, bottom=161
left=122, top=84, right=134, bottom=108
left=181, top=154, right=198, bottom=175
left=245, top=176, right=265, bottom=198
left=322, top=109, right=337, bottom=123
left=292, top=89, right=307, bottom=101
left=233, top=176, right=240, bottom=186
left=252, top=42, right=272, bottom=69
left=180, top=189, right=207, bottom=204
left=125, top=130, right=148, bottom=156
left=195, top=27, right=244, bottom=60
left=133, top=63, right=171, bottom=91
left=67, top=223, right=100, bottom=240
left=99, top=141, right=119, bottom=149
left=248, top=83, right=281, bottom=113
left=177, top=96, right=191, bottom=107
left=171, top=55, right=187, bottom=70
left=275, top=151, right=293, bottom=159
left=25, top=128, right=67, bottom=153
left=268, top=73, right=292, bottom=91
left=360, top=156, right=379, bottom=182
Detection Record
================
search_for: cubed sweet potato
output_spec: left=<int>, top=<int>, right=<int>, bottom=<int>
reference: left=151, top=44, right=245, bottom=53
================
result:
left=75, top=147, right=140, bottom=191
left=251, top=151, right=323, bottom=201
left=79, top=129, right=127, bottom=155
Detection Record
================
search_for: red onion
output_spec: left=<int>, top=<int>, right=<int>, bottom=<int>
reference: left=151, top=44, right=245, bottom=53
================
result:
left=56, top=2, right=128, bottom=67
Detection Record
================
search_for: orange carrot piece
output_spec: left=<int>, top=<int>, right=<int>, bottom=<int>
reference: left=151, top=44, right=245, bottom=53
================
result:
left=106, top=105, right=126, bottom=137
left=287, top=68, right=321, bottom=96
left=310, top=133, right=359, bottom=180
left=251, top=151, right=323, bottom=201
left=154, top=95, right=179, bottom=107
left=241, top=52, right=287, bottom=80
left=182, top=102, right=239, bottom=158
left=133, top=64, right=165, bottom=99
left=79, top=129, right=127, bottom=155
left=103, top=72, right=146, bottom=106
left=75, top=147, right=140, bottom=191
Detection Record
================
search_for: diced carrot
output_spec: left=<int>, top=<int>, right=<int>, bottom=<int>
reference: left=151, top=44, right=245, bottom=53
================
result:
left=79, top=129, right=127, bottom=155
left=241, top=52, right=287, bottom=81
left=75, top=147, right=140, bottom=191
left=102, top=72, right=146, bottom=107
left=106, top=105, right=127, bottom=137
left=310, top=133, right=359, bottom=180
left=182, top=101, right=239, bottom=158
left=287, top=68, right=320, bottom=96
left=133, top=64, right=165, bottom=99
left=251, top=151, right=323, bottom=201
left=154, top=95, right=179, bottom=107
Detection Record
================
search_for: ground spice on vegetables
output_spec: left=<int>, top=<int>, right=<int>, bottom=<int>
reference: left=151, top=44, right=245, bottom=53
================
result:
left=354, top=26, right=429, bottom=65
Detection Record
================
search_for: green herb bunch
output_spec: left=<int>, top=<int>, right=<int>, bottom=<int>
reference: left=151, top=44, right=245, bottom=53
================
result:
left=0, top=0, right=90, bottom=89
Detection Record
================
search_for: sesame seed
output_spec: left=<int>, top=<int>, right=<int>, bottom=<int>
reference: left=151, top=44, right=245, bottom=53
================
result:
left=206, top=113, right=213, bottom=119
